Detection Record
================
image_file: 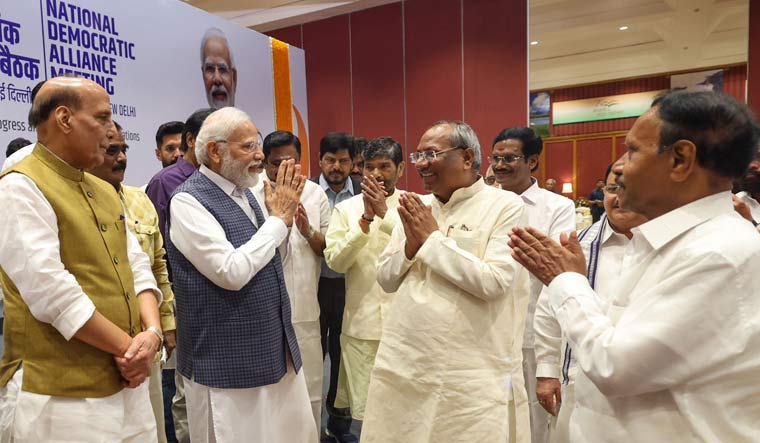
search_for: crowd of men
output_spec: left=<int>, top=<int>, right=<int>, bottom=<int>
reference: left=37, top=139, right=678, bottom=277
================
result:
left=0, top=75, right=759, bottom=443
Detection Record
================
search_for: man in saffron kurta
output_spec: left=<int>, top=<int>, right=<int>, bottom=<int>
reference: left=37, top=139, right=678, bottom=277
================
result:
left=361, top=121, right=531, bottom=443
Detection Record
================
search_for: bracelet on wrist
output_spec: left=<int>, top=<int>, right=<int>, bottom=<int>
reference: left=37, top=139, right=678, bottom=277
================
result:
left=146, top=326, right=163, bottom=350
left=361, top=214, right=374, bottom=223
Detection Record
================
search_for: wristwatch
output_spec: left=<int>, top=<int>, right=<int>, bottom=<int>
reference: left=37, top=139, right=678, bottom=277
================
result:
left=146, top=326, right=164, bottom=349
left=306, top=226, right=317, bottom=239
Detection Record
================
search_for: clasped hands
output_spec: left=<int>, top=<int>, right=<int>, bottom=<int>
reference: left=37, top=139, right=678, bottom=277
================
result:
left=114, top=331, right=162, bottom=388
left=398, top=192, right=438, bottom=259
left=361, top=175, right=389, bottom=220
left=264, top=159, right=306, bottom=227
left=508, top=227, right=587, bottom=286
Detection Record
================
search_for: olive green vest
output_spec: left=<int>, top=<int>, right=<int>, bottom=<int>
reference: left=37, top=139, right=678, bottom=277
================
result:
left=0, top=144, right=141, bottom=398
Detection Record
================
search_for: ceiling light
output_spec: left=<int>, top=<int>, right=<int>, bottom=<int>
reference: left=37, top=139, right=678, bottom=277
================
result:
left=530, top=41, right=539, bottom=46
left=619, top=26, right=629, bottom=31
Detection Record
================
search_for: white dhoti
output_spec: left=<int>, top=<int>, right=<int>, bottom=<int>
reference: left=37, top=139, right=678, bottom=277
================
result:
left=0, top=369, right=157, bottom=443
left=548, top=383, right=574, bottom=443
left=523, top=347, right=550, bottom=443
left=293, top=320, right=324, bottom=435
left=337, top=334, right=379, bottom=420
left=183, top=360, right=317, bottom=443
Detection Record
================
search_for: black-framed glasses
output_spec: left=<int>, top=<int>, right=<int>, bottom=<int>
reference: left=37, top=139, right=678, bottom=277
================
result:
left=603, top=184, right=619, bottom=194
left=410, top=146, right=463, bottom=164
left=484, top=176, right=497, bottom=185
left=489, top=154, right=523, bottom=165
left=105, top=144, right=129, bottom=156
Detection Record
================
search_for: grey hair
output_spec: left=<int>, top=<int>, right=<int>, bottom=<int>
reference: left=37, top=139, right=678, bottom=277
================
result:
left=200, top=28, right=236, bottom=68
left=429, top=120, right=482, bottom=171
left=195, top=107, right=252, bottom=166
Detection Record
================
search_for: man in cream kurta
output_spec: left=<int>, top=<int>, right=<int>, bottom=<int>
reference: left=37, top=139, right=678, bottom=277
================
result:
left=361, top=121, right=530, bottom=443
left=511, top=91, right=760, bottom=442
left=256, top=130, right=330, bottom=434
left=324, top=137, right=405, bottom=423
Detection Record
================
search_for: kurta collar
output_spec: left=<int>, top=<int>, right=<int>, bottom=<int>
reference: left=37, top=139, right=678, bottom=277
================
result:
left=434, top=177, right=484, bottom=208
left=199, top=164, right=237, bottom=197
left=632, top=191, right=734, bottom=251
left=519, top=178, right=540, bottom=205
left=602, top=217, right=630, bottom=245
left=32, top=143, right=84, bottom=182
left=319, top=173, right=355, bottom=196
left=176, top=157, right=197, bottom=177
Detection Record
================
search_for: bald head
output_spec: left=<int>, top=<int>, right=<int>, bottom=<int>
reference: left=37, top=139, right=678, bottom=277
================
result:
left=32, top=77, right=115, bottom=170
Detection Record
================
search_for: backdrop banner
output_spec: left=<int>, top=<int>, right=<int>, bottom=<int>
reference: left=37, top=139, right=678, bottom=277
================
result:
left=552, top=90, right=665, bottom=125
left=0, top=0, right=309, bottom=184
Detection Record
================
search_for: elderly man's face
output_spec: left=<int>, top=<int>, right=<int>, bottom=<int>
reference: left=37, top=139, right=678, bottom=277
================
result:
left=90, top=129, right=128, bottom=189
left=545, top=178, right=556, bottom=191
left=604, top=155, right=647, bottom=234
left=414, top=125, right=469, bottom=201
left=617, top=109, right=671, bottom=216
left=202, top=36, right=237, bottom=108
left=218, top=120, right=264, bottom=188
left=69, top=84, right=115, bottom=170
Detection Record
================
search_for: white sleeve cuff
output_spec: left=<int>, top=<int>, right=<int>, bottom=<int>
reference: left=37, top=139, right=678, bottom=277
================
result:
left=53, top=297, right=97, bottom=341
left=536, top=363, right=561, bottom=379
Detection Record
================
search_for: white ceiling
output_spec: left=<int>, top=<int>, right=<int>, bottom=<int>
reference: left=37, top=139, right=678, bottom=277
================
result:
left=185, top=0, right=750, bottom=90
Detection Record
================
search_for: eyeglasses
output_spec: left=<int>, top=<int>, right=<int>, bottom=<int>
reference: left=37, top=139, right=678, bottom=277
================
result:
left=203, top=62, right=232, bottom=78
left=409, top=146, right=463, bottom=164
left=105, top=144, right=129, bottom=156
left=603, top=184, right=620, bottom=194
left=267, top=156, right=296, bottom=168
left=216, top=135, right=263, bottom=153
left=489, top=154, right=523, bottom=165
left=484, top=176, right=497, bottom=185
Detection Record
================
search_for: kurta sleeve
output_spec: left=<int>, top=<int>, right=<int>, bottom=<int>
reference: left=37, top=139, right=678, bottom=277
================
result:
left=324, top=202, right=370, bottom=273
left=414, top=200, right=526, bottom=302
left=376, top=222, right=415, bottom=293
left=534, top=288, right=562, bottom=378
left=169, top=191, right=289, bottom=291
left=548, top=251, right=745, bottom=397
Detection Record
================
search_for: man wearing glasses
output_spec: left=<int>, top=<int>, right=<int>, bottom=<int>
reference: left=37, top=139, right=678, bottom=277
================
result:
left=361, top=121, right=531, bottom=442
left=533, top=157, right=646, bottom=443
left=90, top=122, right=177, bottom=443
left=165, top=107, right=316, bottom=441
left=490, top=127, right=575, bottom=443
left=200, top=28, right=237, bottom=109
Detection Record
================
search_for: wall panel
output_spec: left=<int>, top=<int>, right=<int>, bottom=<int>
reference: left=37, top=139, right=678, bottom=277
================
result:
left=577, top=138, right=614, bottom=198
left=543, top=140, right=574, bottom=197
left=267, top=25, right=302, bottom=48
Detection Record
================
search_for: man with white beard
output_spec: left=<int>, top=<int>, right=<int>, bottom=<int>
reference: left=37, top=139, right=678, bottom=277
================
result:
left=200, top=28, right=237, bottom=109
left=166, top=107, right=317, bottom=442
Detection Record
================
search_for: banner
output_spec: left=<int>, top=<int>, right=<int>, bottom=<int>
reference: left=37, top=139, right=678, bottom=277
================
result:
left=552, top=90, right=665, bottom=125
left=0, top=0, right=309, bottom=185
left=671, top=69, right=723, bottom=93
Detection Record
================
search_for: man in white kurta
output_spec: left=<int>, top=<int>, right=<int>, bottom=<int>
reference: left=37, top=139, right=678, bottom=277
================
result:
left=510, top=90, right=760, bottom=442
left=255, top=130, right=330, bottom=433
left=324, top=137, right=405, bottom=422
left=490, top=127, right=576, bottom=443
left=533, top=159, right=646, bottom=443
left=361, top=121, right=531, bottom=443
left=167, top=108, right=316, bottom=442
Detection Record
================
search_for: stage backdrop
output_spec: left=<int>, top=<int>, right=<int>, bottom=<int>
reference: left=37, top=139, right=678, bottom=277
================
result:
left=0, top=0, right=309, bottom=185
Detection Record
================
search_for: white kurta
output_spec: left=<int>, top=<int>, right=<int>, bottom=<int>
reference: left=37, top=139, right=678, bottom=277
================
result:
left=361, top=179, right=531, bottom=443
left=533, top=218, right=630, bottom=443
left=547, top=191, right=760, bottom=442
left=169, top=166, right=317, bottom=443
left=253, top=176, right=330, bottom=433
left=735, top=191, right=760, bottom=223
left=0, top=151, right=161, bottom=442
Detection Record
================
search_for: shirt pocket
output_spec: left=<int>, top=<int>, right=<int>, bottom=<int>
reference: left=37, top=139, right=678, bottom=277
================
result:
left=448, top=228, right=483, bottom=257
left=131, top=222, right=157, bottom=256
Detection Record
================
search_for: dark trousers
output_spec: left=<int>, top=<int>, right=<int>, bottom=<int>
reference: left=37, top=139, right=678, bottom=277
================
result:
left=162, top=369, right=177, bottom=443
left=318, top=276, right=352, bottom=433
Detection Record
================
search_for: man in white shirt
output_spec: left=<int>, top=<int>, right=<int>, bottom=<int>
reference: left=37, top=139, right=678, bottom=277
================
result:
left=324, top=137, right=405, bottom=428
left=510, top=90, right=760, bottom=442
left=0, top=77, right=162, bottom=442
left=166, top=107, right=317, bottom=442
left=256, top=130, right=330, bottom=433
left=361, top=121, right=531, bottom=443
left=533, top=159, right=646, bottom=443
left=490, top=126, right=576, bottom=443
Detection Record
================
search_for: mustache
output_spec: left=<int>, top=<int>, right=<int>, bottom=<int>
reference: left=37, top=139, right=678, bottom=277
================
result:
left=112, top=163, right=126, bottom=172
left=210, top=85, right=228, bottom=96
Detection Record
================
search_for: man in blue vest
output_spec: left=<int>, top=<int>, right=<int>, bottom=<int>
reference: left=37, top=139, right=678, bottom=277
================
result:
left=166, top=107, right=317, bottom=441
